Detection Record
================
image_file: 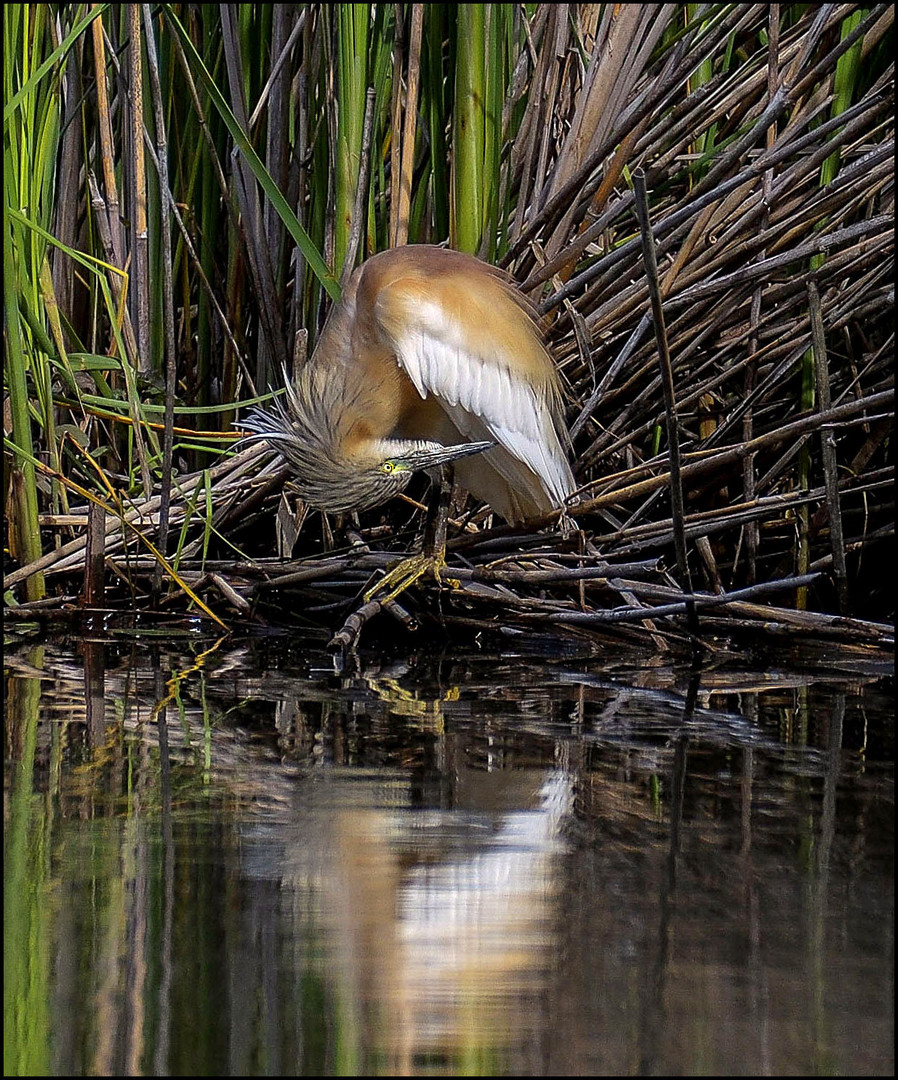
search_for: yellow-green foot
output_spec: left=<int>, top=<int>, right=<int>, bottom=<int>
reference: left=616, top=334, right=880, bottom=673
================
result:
left=364, top=551, right=459, bottom=605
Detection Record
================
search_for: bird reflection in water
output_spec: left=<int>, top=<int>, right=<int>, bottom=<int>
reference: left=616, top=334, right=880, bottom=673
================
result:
left=325, top=768, right=574, bottom=1074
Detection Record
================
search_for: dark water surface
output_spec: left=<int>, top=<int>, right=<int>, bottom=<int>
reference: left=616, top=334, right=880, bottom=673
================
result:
left=4, top=626, right=893, bottom=1076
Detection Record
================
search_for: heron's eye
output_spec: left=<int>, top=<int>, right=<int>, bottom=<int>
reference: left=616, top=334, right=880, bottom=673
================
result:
left=381, top=461, right=395, bottom=474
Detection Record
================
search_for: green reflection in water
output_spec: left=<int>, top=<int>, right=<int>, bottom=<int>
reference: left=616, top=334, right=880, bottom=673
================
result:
left=5, top=646, right=51, bottom=1077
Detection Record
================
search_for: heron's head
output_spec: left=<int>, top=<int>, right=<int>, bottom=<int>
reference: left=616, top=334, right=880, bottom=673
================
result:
left=241, top=370, right=491, bottom=514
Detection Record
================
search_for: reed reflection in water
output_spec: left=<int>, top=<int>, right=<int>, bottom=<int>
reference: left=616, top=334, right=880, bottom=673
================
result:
left=3, top=634, right=893, bottom=1076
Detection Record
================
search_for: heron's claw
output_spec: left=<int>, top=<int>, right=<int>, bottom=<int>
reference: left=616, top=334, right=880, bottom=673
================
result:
left=364, top=550, right=451, bottom=605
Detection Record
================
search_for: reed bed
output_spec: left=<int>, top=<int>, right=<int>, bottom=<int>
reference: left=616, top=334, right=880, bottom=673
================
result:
left=4, top=4, right=893, bottom=652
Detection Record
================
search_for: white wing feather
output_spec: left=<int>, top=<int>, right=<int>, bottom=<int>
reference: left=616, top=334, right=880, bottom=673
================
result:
left=389, top=297, right=573, bottom=507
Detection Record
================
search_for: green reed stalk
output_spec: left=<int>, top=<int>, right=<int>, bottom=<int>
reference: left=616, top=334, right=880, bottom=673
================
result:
left=479, top=3, right=509, bottom=262
left=424, top=5, right=450, bottom=241
left=451, top=3, right=486, bottom=253
left=3, top=646, right=51, bottom=1074
left=685, top=3, right=735, bottom=172
left=367, top=4, right=394, bottom=251
left=2, top=4, right=69, bottom=599
left=336, top=4, right=369, bottom=274
left=4, top=234, right=47, bottom=601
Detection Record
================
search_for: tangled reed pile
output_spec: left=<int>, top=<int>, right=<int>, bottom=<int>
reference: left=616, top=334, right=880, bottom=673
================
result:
left=5, top=5, right=893, bottom=654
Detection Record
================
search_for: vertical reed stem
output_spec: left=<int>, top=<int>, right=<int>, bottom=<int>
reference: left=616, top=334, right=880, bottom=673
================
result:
left=633, top=169, right=698, bottom=637
left=452, top=4, right=485, bottom=253
left=128, top=4, right=151, bottom=374
left=807, top=281, right=849, bottom=614
left=393, top=3, right=424, bottom=248
left=143, top=4, right=177, bottom=580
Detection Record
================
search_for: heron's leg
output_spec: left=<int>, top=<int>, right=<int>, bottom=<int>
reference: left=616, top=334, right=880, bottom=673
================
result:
left=364, top=465, right=459, bottom=604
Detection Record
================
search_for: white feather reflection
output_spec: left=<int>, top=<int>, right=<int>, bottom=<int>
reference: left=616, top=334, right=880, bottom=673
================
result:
left=326, top=769, right=574, bottom=1067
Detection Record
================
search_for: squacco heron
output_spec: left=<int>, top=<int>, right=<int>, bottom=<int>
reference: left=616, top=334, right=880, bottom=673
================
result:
left=244, top=246, right=575, bottom=600
left=245, top=245, right=574, bottom=517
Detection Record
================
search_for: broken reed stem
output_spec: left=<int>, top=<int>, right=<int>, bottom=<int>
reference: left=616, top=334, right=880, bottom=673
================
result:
left=807, top=279, right=849, bottom=614
left=84, top=500, right=106, bottom=607
left=329, top=599, right=383, bottom=649
left=632, top=168, right=698, bottom=636
left=327, top=594, right=418, bottom=650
